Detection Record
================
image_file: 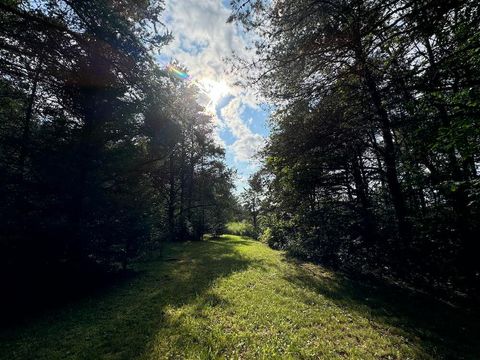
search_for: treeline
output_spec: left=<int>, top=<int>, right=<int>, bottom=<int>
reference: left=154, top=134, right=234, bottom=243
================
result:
left=0, top=0, right=234, bottom=280
left=232, top=0, right=480, bottom=296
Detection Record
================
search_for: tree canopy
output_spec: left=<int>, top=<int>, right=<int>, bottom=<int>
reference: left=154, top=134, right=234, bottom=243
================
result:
left=0, top=0, right=236, bottom=279
left=231, top=0, right=480, bottom=297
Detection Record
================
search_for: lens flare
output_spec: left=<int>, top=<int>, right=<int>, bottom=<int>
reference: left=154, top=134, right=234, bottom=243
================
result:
left=166, top=64, right=191, bottom=81
left=166, top=64, right=229, bottom=111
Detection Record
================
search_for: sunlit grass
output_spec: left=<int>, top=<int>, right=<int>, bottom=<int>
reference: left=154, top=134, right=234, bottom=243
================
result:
left=1, top=235, right=478, bottom=359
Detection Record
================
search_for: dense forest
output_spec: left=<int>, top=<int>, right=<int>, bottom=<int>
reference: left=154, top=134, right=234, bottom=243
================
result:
left=233, top=0, right=480, bottom=298
left=1, top=0, right=479, bottom=305
left=1, top=0, right=480, bottom=358
left=0, top=0, right=235, bottom=301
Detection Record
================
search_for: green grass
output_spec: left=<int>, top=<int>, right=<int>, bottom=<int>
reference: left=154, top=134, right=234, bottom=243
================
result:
left=1, top=235, right=478, bottom=359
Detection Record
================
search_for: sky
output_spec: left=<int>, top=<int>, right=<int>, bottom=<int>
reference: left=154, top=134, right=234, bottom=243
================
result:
left=158, top=0, right=269, bottom=192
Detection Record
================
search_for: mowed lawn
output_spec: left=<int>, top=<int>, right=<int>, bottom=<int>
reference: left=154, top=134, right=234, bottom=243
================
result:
left=1, top=235, right=478, bottom=359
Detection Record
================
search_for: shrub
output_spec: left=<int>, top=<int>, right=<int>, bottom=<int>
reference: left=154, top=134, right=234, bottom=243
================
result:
left=226, top=221, right=257, bottom=238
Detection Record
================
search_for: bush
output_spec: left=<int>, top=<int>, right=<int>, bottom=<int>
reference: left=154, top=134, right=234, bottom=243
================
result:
left=226, top=221, right=257, bottom=238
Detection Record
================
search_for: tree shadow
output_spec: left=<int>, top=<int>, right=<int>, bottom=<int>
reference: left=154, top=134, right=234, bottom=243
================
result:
left=4, top=237, right=477, bottom=359
left=0, top=238, right=254, bottom=359
left=281, top=257, right=480, bottom=359
left=0, top=261, right=142, bottom=327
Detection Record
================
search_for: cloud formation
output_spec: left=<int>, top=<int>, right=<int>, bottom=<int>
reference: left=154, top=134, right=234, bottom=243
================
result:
left=162, top=0, right=245, bottom=90
left=221, top=98, right=265, bottom=163
left=161, top=0, right=267, bottom=188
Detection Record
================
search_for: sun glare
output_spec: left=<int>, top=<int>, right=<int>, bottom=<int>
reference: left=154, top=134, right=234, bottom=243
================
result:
left=165, top=65, right=230, bottom=112
left=198, top=78, right=230, bottom=108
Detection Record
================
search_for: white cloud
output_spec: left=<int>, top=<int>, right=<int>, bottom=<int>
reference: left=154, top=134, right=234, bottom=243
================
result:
left=163, top=0, right=245, bottom=83
left=161, top=0, right=266, bottom=175
left=221, top=98, right=265, bottom=163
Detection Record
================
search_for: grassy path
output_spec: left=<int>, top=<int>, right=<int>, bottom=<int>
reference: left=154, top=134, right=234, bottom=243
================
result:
left=1, top=235, right=478, bottom=359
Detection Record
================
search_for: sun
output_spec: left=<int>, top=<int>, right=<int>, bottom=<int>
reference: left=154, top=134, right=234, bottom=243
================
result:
left=165, top=65, right=230, bottom=111
left=198, top=78, right=230, bottom=108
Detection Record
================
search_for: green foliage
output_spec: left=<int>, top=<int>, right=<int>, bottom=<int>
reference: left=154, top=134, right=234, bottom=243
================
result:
left=226, top=221, right=256, bottom=238
left=240, top=172, right=264, bottom=237
left=0, top=1, right=236, bottom=278
left=231, top=0, right=480, bottom=296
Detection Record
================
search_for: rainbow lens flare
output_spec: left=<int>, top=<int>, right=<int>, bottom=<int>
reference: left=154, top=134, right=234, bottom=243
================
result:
left=167, top=64, right=192, bottom=81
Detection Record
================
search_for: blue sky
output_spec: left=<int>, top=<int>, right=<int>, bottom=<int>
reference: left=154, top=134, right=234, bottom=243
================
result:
left=159, top=0, right=269, bottom=192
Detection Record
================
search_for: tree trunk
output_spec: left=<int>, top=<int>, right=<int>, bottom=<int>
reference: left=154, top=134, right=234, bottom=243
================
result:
left=351, top=154, right=378, bottom=249
left=423, top=37, right=476, bottom=284
left=16, top=57, right=43, bottom=236
left=353, top=35, right=410, bottom=246
left=179, top=137, right=186, bottom=240
left=167, top=152, right=176, bottom=241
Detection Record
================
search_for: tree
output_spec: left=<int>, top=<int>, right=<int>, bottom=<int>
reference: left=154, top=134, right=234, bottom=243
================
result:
left=0, top=1, right=236, bottom=285
left=242, top=172, right=263, bottom=236
left=230, top=0, right=480, bottom=295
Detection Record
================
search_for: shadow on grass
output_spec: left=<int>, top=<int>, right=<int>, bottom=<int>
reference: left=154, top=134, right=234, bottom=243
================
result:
left=0, top=238, right=254, bottom=360
left=281, top=256, right=480, bottom=359
left=4, top=236, right=476, bottom=359
left=0, top=260, right=144, bottom=328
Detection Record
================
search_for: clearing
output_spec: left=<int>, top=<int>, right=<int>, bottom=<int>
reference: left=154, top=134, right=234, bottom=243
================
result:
left=1, top=235, right=478, bottom=359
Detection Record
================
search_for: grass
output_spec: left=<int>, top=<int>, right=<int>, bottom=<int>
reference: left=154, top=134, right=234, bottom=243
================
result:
left=1, top=235, right=478, bottom=359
